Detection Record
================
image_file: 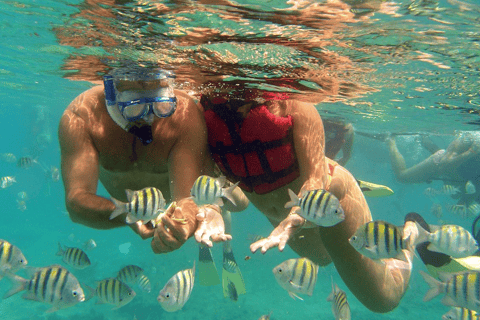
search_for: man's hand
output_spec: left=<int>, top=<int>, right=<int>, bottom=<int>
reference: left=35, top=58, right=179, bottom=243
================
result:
left=129, top=221, right=155, bottom=239
left=250, top=213, right=305, bottom=254
left=151, top=201, right=197, bottom=254
left=194, top=205, right=232, bottom=247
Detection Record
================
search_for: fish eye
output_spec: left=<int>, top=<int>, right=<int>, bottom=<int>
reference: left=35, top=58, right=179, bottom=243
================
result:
left=165, top=293, right=170, bottom=298
left=278, top=268, right=282, bottom=273
left=72, top=291, right=77, bottom=296
left=351, top=236, right=357, bottom=241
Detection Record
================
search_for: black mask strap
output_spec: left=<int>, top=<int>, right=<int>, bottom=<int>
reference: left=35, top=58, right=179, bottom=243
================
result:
left=128, top=125, right=153, bottom=146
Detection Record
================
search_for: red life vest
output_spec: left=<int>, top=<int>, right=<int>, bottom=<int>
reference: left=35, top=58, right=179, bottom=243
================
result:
left=202, top=95, right=300, bottom=194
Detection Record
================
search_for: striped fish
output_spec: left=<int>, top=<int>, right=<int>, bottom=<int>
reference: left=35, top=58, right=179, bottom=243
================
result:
left=95, top=278, right=136, bottom=309
left=137, top=274, right=152, bottom=293
left=226, top=279, right=238, bottom=302
left=327, top=278, right=351, bottom=320
left=421, top=270, right=480, bottom=313
left=0, top=240, right=27, bottom=277
left=190, top=175, right=238, bottom=207
left=447, top=204, right=469, bottom=218
left=469, top=203, right=480, bottom=216
left=466, top=181, right=477, bottom=195
left=441, top=185, right=461, bottom=195
left=416, top=224, right=478, bottom=259
left=285, top=188, right=345, bottom=227
left=272, top=257, right=318, bottom=300
left=443, top=307, right=479, bottom=320
left=3, top=264, right=85, bottom=313
left=110, top=187, right=166, bottom=224
left=157, top=261, right=195, bottom=312
left=116, top=265, right=151, bottom=293
left=17, top=156, right=37, bottom=169
left=258, top=313, right=272, bottom=320
left=56, top=243, right=91, bottom=269
left=1, top=176, right=16, bottom=189
left=349, top=221, right=410, bottom=263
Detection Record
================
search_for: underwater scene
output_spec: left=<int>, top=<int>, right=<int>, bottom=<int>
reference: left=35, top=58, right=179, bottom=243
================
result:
left=1, top=0, right=480, bottom=319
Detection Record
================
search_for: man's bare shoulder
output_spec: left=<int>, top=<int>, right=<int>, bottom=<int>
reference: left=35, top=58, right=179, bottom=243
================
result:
left=65, top=85, right=105, bottom=120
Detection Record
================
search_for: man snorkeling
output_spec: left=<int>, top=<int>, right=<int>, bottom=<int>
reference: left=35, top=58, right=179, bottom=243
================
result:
left=59, top=67, right=242, bottom=253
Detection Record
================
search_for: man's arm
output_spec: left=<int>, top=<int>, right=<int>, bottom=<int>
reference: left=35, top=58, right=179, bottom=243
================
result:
left=59, top=97, right=124, bottom=229
left=151, top=93, right=207, bottom=253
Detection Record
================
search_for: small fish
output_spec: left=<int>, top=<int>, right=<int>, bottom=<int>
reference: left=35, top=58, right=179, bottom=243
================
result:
left=56, top=243, right=91, bottom=269
left=424, top=187, right=439, bottom=197
left=447, top=204, right=468, bottom=218
left=3, top=264, right=85, bottom=313
left=431, top=203, right=443, bottom=218
left=272, top=257, right=318, bottom=300
left=416, top=224, right=479, bottom=259
left=0, top=240, right=28, bottom=277
left=421, top=270, right=480, bottom=313
left=285, top=188, right=345, bottom=227
left=226, top=279, right=238, bottom=302
left=440, top=185, right=461, bottom=195
left=1, top=176, right=16, bottom=189
left=95, top=278, right=136, bottom=309
left=17, top=191, right=28, bottom=200
left=466, top=181, right=477, bottom=195
left=258, top=313, right=272, bottom=320
left=443, top=307, right=479, bottom=320
left=117, top=265, right=144, bottom=284
left=110, top=187, right=167, bottom=224
left=137, top=274, right=152, bottom=293
left=157, top=261, right=195, bottom=312
left=349, top=221, right=412, bottom=267
left=17, top=156, right=37, bottom=169
left=82, top=239, right=97, bottom=251
left=50, top=166, right=60, bottom=182
left=1, top=153, right=16, bottom=163
left=244, top=256, right=251, bottom=261
left=190, top=175, right=238, bottom=207
left=117, top=265, right=151, bottom=292
left=16, top=200, right=27, bottom=211
left=327, top=277, right=351, bottom=320
left=469, top=202, right=480, bottom=216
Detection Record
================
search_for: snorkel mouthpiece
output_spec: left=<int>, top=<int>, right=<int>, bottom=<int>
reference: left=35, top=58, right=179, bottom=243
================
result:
left=128, top=125, right=153, bottom=146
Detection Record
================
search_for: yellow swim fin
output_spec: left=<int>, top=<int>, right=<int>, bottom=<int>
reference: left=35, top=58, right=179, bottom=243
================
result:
left=222, top=245, right=246, bottom=297
left=198, top=244, right=220, bottom=286
left=357, top=179, right=394, bottom=197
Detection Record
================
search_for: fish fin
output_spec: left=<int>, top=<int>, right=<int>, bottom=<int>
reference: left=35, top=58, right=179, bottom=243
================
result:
left=56, top=242, right=64, bottom=256
left=441, top=295, right=458, bottom=307
left=125, top=189, right=135, bottom=202
left=217, top=175, right=227, bottom=187
left=222, top=247, right=246, bottom=297
left=125, top=214, right=138, bottom=224
left=284, top=189, right=299, bottom=208
left=109, top=197, right=126, bottom=220
left=3, top=272, right=27, bottom=299
left=426, top=243, right=444, bottom=254
left=45, top=306, right=60, bottom=313
left=198, top=245, right=220, bottom=286
left=288, top=291, right=303, bottom=301
left=413, top=221, right=431, bottom=246
left=420, top=270, right=444, bottom=302
left=222, top=181, right=240, bottom=206
left=83, top=283, right=96, bottom=302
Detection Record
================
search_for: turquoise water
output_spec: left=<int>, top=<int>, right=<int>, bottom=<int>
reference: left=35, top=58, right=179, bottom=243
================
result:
left=1, top=0, right=479, bottom=319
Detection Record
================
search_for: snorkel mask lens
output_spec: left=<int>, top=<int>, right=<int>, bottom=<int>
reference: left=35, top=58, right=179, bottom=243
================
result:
left=103, top=68, right=177, bottom=122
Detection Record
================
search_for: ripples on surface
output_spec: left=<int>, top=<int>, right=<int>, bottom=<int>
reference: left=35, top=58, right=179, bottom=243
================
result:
left=1, top=0, right=479, bottom=134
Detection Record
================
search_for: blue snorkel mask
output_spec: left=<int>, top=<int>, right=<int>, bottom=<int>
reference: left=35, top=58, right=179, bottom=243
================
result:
left=103, top=68, right=177, bottom=145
